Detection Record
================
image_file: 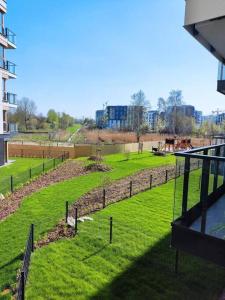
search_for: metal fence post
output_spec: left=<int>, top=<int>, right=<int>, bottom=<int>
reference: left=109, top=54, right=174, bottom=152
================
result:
left=65, top=201, right=69, bottom=223
left=42, top=162, right=45, bottom=173
left=165, top=170, right=168, bottom=183
left=175, top=249, right=179, bottom=274
left=53, top=158, right=56, bottom=168
left=130, top=181, right=133, bottom=198
left=109, top=217, right=113, bottom=244
left=10, top=175, right=14, bottom=193
left=31, top=224, right=34, bottom=252
left=29, top=168, right=32, bottom=179
left=103, top=189, right=106, bottom=208
left=75, top=207, right=78, bottom=235
left=150, top=174, right=153, bottom=189
left=21, top=271, right=25, bottom=300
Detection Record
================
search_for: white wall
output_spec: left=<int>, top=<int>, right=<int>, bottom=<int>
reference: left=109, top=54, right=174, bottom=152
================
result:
left=185, top=0, right=225, bottom=26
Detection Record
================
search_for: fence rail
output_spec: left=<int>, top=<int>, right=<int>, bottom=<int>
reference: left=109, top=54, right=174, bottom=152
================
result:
left=17, top=224, right=34, bottom=300
left=0, top=153, right=69, bottom=195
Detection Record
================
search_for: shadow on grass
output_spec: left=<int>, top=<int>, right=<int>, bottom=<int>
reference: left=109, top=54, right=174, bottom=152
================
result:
left=82, top=244, right=108, bottom=262
left=0, top=253, right=23, bottom=271
left=90, top=235, right=225, bottom=300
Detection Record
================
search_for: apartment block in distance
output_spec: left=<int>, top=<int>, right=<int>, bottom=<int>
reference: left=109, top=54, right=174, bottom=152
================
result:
left=96, top=105, right=144, bottom=130
left=0, top=0, right=17, bottom=166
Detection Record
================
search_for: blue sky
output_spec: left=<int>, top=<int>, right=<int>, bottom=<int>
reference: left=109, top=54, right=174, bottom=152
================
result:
left=6, top=0, right=225, bottom=118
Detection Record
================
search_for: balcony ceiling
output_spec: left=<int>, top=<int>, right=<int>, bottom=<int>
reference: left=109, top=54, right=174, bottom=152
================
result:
left=194, top=18, right=225, bottom=62
left=185, top=17, right=225, bottom=63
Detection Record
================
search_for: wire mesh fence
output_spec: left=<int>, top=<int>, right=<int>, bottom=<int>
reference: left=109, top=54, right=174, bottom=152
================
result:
left=0, top=154, right=68, bottom=195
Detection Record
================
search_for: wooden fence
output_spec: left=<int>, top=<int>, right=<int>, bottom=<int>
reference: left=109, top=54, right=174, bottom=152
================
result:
left=8, top=142, right=159, bottom=159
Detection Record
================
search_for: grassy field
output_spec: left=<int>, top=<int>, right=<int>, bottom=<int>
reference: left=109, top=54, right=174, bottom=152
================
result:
left=0, top=157, right=46, bottom=178
left=0, top=157, right=63, bottom=196
left=67, top=124, right=81, bottom=134
left=26, top=180, right=225, bottom=300
left=0, top=153, right=175, bottom=298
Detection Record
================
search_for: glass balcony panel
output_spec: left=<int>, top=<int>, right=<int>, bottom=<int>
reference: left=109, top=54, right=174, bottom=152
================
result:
left=5, top=28, right=16, bottom=45
left=173, top=157, right=185, bottom=221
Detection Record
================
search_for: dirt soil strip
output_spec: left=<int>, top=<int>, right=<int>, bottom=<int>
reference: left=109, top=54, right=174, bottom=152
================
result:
left=71, top=165, right=176, bottom=217
left=36, top=160, right=201, bottom=248
left=0, top=160, right=89, bottom=221
left=36, top=164, right=177, bottom=248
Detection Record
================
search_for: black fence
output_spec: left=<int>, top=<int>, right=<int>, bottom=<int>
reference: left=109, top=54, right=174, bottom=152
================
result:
left=17, top=224, right=34, bottom=300
left=0, top=154, right=69, bottom=195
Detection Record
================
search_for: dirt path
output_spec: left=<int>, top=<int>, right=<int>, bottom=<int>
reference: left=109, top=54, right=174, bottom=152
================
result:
left=0, top=160, right=89, bottom=221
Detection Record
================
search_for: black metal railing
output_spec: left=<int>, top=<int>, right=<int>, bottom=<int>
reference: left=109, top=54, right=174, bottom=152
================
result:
left=174, top=143, right=225, bottom=234
left=17, top=224, right=34, bottom=300
left=4, top=60, right=16, bottom=74
left=5, top=27, right=16, bottom=45
left=0, top=59, right=16, bottom=74
left=3, top=92, right=17, bottom=105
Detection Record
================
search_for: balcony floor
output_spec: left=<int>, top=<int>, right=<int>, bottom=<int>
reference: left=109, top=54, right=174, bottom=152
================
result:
left=190, top=194, right=225, bottom=239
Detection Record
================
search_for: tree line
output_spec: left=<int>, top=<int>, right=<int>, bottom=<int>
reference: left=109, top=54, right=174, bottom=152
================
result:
left=9, top=97, right=77, bottom=131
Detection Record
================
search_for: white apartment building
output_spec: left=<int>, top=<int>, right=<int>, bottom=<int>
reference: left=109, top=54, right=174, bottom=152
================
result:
left=0, top=0, right=17, bottom=166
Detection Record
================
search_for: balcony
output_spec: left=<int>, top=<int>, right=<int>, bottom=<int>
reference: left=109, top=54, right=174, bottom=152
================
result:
left=217, top=62, right=225, bottom=95
left=0, top=59, right=16, bottom=78
left=171, top=142, right=225, bottom=268
left=185, top=0, right=225, bottom=62
left=4, top=28, right=16, bottom=48
left=3, top=92, right=17, bottom=106
left=0, top=0, right=7, bottom=13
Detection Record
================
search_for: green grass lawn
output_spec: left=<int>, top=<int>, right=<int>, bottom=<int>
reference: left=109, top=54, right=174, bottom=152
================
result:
left=67, top=124, right=82, bottom=134
left=0, top=157, right=46, bottom=178
left=0, top=153, right=175, bottom=298
left=26, top=180, right=225, bottom=300
left=0, top=157, right=58, bottom=195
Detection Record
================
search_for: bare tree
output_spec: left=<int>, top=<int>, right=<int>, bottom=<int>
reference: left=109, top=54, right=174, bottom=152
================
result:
left=166, top=90, right=184, bottom=134
left=15, top=97, right=37, bottom=130
left=130, top=90, right=150, bottom=143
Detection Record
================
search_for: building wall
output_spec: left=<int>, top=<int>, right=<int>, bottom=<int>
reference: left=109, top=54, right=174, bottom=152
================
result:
left=146, top=110, right=159, bottom=131
left=0, top=72, right=3, bottom=134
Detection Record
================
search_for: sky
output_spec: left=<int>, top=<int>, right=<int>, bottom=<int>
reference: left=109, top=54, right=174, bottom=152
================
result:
left=5, top=0, right=225, bottom=118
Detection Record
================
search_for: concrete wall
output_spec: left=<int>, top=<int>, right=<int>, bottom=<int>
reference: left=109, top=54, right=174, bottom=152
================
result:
left=185, top=0, right=225, bottom=26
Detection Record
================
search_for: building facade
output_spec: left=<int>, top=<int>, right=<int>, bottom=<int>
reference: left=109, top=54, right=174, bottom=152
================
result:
left=145, top=110, right=159, bottom=131
left=194, top=110, right=203, bottom=126
left=0, top=0, right=17, bottom=166
left=96, top=110, right=106, bottom=129
left=96, top=105, right=144, bottom=130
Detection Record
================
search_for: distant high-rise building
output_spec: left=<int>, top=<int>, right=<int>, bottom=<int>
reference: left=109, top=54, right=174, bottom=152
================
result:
left=195, top=110, right=203, bottom=126
left=96, top=110, right=106, bottom=129
left=96, top=105, right=144, bottom=130
left=146, top=110, right=159, bottom=131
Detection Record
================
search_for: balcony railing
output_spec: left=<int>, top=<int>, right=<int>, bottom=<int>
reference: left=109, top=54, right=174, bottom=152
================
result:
left=3, top=92, right=17, bottom=105
left=5, top=28, right=16, bottom=46
left=171, top=142, right=225, bottom=268
left=0, top=59, right=16, bottom=75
